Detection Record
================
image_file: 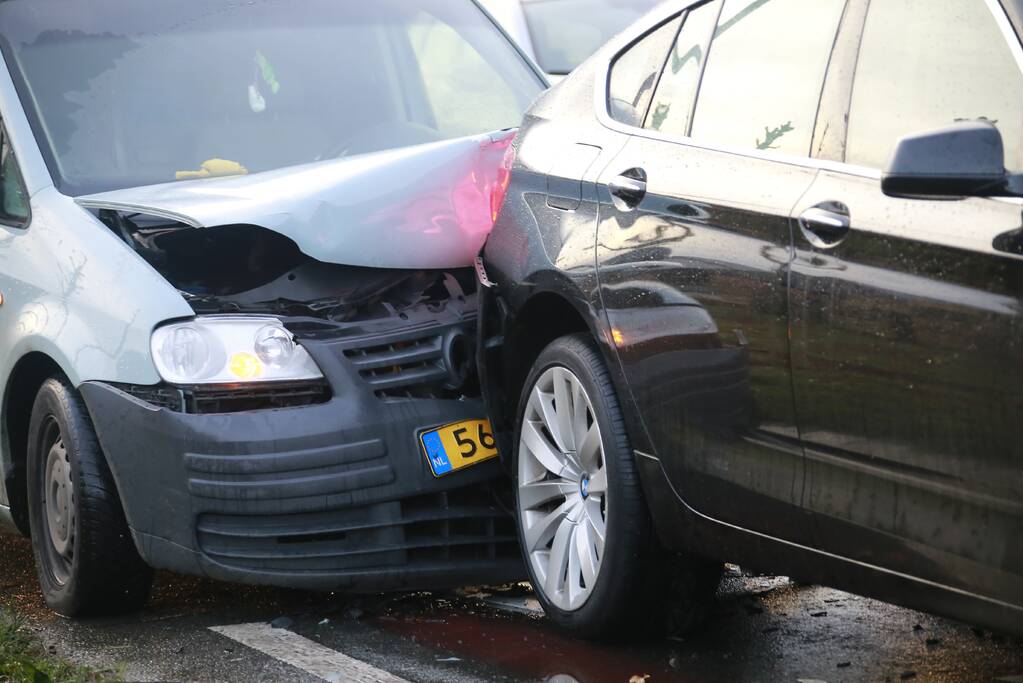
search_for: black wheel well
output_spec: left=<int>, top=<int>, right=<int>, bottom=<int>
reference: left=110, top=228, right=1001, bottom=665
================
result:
left=3, top=353, right=65, bottom=535
left=501, top=292, right=593, bottom=425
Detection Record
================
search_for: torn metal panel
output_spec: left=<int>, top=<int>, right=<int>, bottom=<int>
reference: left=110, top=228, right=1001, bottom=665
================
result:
left=76, top=132, right=515, bottom=270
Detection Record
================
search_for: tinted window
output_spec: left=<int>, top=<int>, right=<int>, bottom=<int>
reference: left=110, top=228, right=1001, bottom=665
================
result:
left=0, top=129, right=28, bottom=226
left=522, top=0, right=660, bottom=75
left=689, top=0, right=845, bottom=156
left=608, top=15, right=682, bottom=127
left=846, top=0, right=1023, bottom=171
left=644, top=1, right=720, bottom=136
left=0, top=0, right=543, bottom=196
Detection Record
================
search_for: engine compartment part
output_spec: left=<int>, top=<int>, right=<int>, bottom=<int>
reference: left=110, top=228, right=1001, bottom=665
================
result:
left=95, top=211, right=477, bottom=323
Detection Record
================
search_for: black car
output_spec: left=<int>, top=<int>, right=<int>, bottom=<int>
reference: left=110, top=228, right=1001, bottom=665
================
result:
left=478, top=0, right=1023, bottom=639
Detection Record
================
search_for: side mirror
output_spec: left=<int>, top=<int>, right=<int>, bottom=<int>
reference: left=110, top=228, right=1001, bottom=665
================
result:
left=881, top=121, right=1014, bottom=199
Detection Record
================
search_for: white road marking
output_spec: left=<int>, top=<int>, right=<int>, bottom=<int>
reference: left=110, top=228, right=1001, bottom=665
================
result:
left=210, top=622, right=411, bottom=683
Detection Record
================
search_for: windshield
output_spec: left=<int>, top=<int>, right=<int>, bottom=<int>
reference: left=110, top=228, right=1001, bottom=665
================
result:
left=523, top=0, right=660, bottom=74
left=0, top=0, right=544, bottom=196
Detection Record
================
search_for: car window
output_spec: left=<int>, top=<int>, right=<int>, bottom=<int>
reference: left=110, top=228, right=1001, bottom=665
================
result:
left=0, top=0, right=543, bottom=196
left=0, top=128, right=29, bottom=226
left=607, top=15, right=683, bottom=127
left=845, top=0, right=1023, bottom=172
left=409, top=10, right=535, bottom=138
left=522, top=0, right=661, bottom=75
left=688, top=0, right=845, bottom=156
left=643, top=0, right=720, bottom=136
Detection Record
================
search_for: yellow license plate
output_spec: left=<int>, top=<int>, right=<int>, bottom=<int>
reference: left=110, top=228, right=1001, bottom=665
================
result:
left=420, top=419, right=499, bottom=477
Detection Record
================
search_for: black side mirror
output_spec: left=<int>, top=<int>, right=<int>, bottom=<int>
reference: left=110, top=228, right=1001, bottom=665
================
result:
left=881, top=121, right=1013, bottom=199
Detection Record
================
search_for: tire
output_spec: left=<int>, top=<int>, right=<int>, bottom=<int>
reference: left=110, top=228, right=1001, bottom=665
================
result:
left=513, top=334, right=719, bottom=640
left=26, top=377, right=153, bottom=617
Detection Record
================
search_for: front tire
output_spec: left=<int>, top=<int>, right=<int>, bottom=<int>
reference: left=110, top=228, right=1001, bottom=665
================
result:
left=26, top=377, right=153, bottom=616
left=514, top=335, right=718, bottom=640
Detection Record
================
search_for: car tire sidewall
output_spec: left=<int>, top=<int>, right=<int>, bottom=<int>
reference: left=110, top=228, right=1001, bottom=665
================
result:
left=512, top=335, right=658, bottom=636
left=26, top=379, right=85, bottom=614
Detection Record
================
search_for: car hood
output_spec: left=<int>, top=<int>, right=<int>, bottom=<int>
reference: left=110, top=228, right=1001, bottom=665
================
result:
left=76, top=131, right=514, bottom=270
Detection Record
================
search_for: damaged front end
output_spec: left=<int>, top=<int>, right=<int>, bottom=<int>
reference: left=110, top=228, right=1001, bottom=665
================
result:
left=96, top=214, right=480, bottom=409
left=75, top=135, right=524, bottom=591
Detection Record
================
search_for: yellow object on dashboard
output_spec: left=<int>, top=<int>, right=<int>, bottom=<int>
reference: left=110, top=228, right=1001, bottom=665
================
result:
left=175, top=158, right=248, bottom=180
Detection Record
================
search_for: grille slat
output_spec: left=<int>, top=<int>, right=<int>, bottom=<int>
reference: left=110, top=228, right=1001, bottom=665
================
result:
left=196, top=487, right=520, bottom=573
left=188, top=464, right=395, bottom=501
left=202, top=533, right=518, bottom=562
left=338, top=322, right=469, bottom=398
left=185, top=439, right=386, bottom=476
left=361, top=365, right=450, bottom=391
left=346, top=339, right=443, bottom=372
left=196, top=504, right=504, bottom=539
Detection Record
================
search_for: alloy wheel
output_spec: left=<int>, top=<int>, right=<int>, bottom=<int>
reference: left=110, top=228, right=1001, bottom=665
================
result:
left=518, top=366, right=607, bottom=611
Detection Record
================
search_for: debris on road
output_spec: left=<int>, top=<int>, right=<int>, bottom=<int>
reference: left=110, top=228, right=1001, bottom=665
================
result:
left=270, top=617, right=294, bottom=630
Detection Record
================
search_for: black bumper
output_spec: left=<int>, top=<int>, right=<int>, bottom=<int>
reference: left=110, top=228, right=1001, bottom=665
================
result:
left=79, top=324, right=524, bottom=591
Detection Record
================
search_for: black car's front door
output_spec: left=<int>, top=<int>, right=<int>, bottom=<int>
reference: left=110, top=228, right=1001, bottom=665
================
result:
left=595, top=0, right=846, bottom=540
left=791, top=0, right=1023, bottom=603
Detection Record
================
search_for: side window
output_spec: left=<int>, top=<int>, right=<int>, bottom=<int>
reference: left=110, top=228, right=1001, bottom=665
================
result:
left=0, top=129, right=29, bottom=227
left=644, top=0, right=720, bottom=135
left=607, top=15, right=682, bottom=128
left=689, top=0, right=845, bottom=156
left=845, top=0, right=1023, bottom=171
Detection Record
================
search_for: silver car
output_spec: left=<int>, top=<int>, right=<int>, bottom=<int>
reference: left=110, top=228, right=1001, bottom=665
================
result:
left=0, top=0, right=544, bottom=616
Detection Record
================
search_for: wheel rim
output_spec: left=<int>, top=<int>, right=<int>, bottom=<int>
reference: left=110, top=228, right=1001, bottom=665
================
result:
left=518, top=366, right=607, bottom=611
left=41, top=418, right=74, bottom=585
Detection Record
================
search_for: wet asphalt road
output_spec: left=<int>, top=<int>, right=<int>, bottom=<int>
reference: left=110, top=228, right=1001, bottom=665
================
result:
left=1, top=535, right=1021, bottom=682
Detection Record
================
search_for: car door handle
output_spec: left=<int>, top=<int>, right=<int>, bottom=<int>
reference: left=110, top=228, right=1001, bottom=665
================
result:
left=608, top=169, right=647, bottom=210
left=798, top=204, right=850, bottom=248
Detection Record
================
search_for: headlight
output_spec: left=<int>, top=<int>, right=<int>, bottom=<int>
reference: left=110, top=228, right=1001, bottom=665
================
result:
left=151, top=317, right=323, bottom=384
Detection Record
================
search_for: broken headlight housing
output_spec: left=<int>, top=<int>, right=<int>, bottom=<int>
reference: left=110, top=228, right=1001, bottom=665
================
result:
left=151, top=317, right=323, bottom=385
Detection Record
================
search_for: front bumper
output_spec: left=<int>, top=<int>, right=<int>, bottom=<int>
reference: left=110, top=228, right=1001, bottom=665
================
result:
left=79, top=316, right=524, bottom=591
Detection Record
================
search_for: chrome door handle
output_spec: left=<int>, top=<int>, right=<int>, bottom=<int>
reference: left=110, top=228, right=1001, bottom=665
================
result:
left=608, top=169, right=647, bottom=210
left=798, top=204, right=850, bottom=248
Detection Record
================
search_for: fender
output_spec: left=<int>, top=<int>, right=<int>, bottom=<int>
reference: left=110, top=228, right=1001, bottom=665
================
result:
left=0, top=187, right=193, bottom=505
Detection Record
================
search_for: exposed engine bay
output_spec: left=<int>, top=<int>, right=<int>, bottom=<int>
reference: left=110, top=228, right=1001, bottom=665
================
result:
left=96, top=210, right=476, bottom=323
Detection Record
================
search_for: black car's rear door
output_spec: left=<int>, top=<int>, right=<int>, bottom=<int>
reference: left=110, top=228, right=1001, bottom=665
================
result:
left=791, top=0, right=1023, bottom=602
left=595, top=0, right=846, bottom=541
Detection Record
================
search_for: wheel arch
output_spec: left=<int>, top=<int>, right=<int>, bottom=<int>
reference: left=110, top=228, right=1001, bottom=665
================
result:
left=2, top=351, right=68, bottom=535
left=488, top=281, right=639, bottom=456
left=502, top=290, right=597, bottom=412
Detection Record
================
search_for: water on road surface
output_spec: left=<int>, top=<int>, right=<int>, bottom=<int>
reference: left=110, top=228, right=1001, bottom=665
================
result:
left=0, top=536, right=1020, bottom=682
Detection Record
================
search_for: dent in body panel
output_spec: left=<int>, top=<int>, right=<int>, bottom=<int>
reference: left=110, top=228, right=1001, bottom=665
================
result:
left=480, top=70, right=644, bottom=452
left=77, top=132, right=516, bottom=271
